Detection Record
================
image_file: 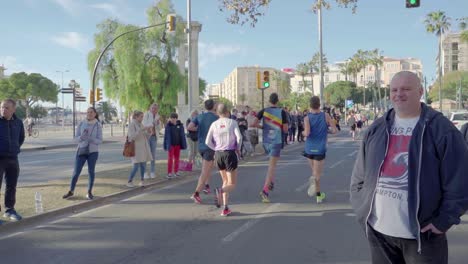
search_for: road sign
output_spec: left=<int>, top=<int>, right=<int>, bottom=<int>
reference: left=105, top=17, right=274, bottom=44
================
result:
left=75, top=96, right=86, bottom=102
left=61, top=88, right=74, bottom=94
left=346, top=99, right=354, bottom=108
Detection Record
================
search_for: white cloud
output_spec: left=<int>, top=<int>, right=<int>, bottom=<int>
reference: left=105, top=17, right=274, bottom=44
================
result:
left=51, top=0, right=80, bottom=14
left=51, top=32, right=89, bottom=53
left=197, top=42, right=243, bottom=69
left=0, top=56, right=37, bottom=74
left=90, top=3, right=120, bottom=17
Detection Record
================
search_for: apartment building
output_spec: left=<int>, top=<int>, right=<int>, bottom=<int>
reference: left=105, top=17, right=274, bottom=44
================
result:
left=442, top=32, right=468, bottom=74
left=212, top=66, right=290, bottom=110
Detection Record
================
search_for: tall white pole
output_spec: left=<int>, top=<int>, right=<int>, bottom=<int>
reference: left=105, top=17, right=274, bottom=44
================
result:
left=318, top=2, right=324, bottom=106
left=187, top=0, right=192, bottom=112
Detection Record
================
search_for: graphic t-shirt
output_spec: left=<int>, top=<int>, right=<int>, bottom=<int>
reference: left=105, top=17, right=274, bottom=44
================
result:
left=256, top=107, right=288, bottom=145
left=368, top=115, right=419, bottom=239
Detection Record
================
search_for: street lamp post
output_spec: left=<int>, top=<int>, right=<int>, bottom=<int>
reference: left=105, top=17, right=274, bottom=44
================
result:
left=57, top=70, right=69, bottom=128
left=91, top=21, right=172, bottom=108
left=318, top=3, right=325, bottom=107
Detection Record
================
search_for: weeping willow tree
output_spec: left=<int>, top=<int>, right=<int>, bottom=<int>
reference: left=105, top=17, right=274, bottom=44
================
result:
left=87, top=0, right=186, bottom=117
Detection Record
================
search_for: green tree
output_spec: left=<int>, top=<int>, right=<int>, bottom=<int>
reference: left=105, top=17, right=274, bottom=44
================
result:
left=296, top=62, right=311, bottom=93
left=0, top=72, right=58, bottom=117
left=308, top=52, right=329, bottom=93
left=352, top=49, right=370, bottom=106
left=282, top=92, right=313, bottom=111
left=88, top=0, right=186, bottom=118
left=368, top=48, right=384, bottom=110
left=216, top=97, right=234, bottom=109
left=96, top=101, right=118, bottom=122
left=339, top=60, right=353, bottom=81
left=425, top=11, right=451, bottom=110
left=324, top=81, right=357, bottom=110
left=459, top=18, right=468, bottom=43
left=219, top=0, right=359, bottom=27
left=428, top=71, right=468, bottom=103
left=30, top=105, right=48, bottom=120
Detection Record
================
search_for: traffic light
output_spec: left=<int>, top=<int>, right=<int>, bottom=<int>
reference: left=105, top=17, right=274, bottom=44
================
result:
left=95, top=88, right=103, bottom=102
left=406, top=0, right=420, bottom=8
left=263, top=71, right=270, bottom=88
left=167, top=14, right=176, bottom=32
left=88, top=89, right=95, bottom=104
left=256, top=71, right=261, bottom=89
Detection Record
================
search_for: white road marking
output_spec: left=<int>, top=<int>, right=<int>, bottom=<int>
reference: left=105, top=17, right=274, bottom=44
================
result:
left=345, top=213, right=356, bottom=217
left=329, top=159, right=345, bottom=168
left=222, top=203, right=281, bottom=243
left=295, top=182, right=309, bottom=192
left=347, top=150, right=358, bottom=157
left=0, top=231, right=25, bottom=240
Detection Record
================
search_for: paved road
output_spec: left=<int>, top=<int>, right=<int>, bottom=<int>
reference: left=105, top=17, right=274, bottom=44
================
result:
left=2, top=132, right=467, bottom=263
left=18, top=141, right=164, bottom=186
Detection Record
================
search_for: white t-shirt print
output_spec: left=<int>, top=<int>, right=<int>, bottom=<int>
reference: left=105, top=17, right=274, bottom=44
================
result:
left=368, top=115, right=419, bottom=239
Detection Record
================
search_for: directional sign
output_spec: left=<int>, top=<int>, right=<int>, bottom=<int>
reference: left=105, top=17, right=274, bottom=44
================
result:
left=75, top=96, right=86, bottom=102
left=61, top=88, right=74, bottom=94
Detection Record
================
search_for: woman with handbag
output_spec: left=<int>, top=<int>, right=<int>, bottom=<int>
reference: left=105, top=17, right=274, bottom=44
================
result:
left=126, top=111, right=153, bottom=187
left=63, top=107, right=102, bottom=200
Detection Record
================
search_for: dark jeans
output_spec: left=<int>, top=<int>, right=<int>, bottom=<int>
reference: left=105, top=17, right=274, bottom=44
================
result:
left=70, top=152, right=99, bottom=193
left=288, top=127, right=296, bottom=142
left=0, top=157, right=20, bottom=211
left=367, top=225, right=448, bottom=264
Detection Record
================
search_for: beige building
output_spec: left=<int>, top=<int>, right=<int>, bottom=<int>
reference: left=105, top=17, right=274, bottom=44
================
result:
left=289, top=57, right=423, bottom=96
left=215, top=66, right=290, bottom=110
left=442, top=32, right=468, bottom=74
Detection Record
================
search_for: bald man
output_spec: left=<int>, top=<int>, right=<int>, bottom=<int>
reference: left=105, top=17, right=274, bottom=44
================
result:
left=350, top=71, right=468, bottom=263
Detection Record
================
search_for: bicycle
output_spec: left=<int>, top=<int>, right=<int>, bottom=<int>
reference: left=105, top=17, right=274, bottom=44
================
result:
left=27, top=126, right=39, bottom=138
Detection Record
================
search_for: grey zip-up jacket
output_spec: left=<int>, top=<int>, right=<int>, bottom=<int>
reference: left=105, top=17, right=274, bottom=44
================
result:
left=350, top=103, right=468, bottom=252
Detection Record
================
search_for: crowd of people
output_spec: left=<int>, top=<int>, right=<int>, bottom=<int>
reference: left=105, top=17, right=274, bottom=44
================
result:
left=1, top=70, right=468, bottom=263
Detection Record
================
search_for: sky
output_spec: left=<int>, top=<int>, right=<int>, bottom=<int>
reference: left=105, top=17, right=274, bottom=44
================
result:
left=1, top=0, right=467, bottom=108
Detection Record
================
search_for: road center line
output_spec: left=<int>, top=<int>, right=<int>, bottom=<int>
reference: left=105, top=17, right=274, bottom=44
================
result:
left=328, top=159, right=345, bottom=169
left=295, top=181, right=309, bottom=192
left=222, top=203, right=281, bottom=243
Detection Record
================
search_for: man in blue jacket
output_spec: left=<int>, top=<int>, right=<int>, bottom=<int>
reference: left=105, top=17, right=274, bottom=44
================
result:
left=350, top=71, right=468, bottom=263
left=0, top=99, right=25, bottom=223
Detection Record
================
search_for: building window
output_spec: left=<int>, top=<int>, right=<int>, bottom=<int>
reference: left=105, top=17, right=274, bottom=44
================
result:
left=337, top=74, right=341, bottom=81
left=452, top=55, right=458, bottom=62
left=452, top=42, right=458, bottom=50
left=452, top=63, right=458, bottom=71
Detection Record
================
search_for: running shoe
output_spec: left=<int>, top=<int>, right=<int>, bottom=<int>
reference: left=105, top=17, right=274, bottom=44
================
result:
left=191, top=194, right=202, bottom=204
left=316, top=192, right=326, bottom=204
left=268, top=182, right=275, bottom=191
left=260, top=191, right=270, bottom=203
left=221, top=208, right=232, bottom=216
left=203, top=185, right=211, bottom=194
left=307, top=177, right=316, bottom=197
left=214, top=188, right=221, bottom=208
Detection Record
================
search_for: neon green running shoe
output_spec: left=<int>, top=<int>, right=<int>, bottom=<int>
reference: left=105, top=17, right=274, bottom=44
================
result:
left=316, top=192, right=326, bottom=204
left=260, top=191, right=270, bottom=203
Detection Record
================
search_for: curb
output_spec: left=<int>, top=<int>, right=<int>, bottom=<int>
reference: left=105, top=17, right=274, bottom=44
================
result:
left=21, top=140, right=120, bottom=152
left=0, top=175, right=196, bottom=235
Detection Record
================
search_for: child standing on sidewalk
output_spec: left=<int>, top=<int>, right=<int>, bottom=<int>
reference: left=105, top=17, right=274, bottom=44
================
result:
left=164, top=113, right=187, bottom=179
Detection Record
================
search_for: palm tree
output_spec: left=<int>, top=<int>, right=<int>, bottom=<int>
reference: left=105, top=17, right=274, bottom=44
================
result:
left=339, top=59, right=352, bottom=81
left=296, top=62, right=311, bottom=93
left=309, top=52, right=329, bottom=87
left=458, top=18, right=468, bottom=43
left=425, top=11, right=451, bottom=111
left=96, top=101, right=118, bottom=123
left=352, top=49, right=370, bottom=107
left=369, top=49, right=384, bottom=110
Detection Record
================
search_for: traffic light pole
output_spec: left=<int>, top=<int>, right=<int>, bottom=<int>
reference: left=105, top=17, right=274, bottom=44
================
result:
left=90, top=21, right=169, bottom=108
left=262, top=88, right=265, bottom=109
